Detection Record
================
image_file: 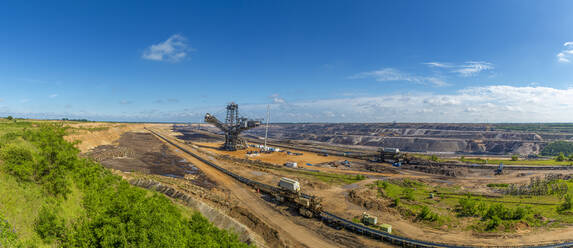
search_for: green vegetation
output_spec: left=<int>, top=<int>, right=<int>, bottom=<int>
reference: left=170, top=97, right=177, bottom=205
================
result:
left=511, top=155, right=518, bottom=161
left=370, top=177, right=573, bottom=232
left=493, top=123, right=573, bottom=133
left=542, top=141, right=573, bottom=157
left=487, top=183, right=509, bottom=188
left=558, top=194, right=573, bottom=213
left=5, top=116, right=13, bottom=121
left=0, top=122, right=250, bottom=247
left=456, top=157, right=573, bottom=166
left=430, top=155, right=439, bottom=162
left=0, top=213, right=21, bottom=248
left=273, top=166, right=366, bottom=184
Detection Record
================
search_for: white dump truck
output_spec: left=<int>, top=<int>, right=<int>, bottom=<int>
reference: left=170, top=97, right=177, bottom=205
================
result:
left=278, top=177, right=300, bottom=193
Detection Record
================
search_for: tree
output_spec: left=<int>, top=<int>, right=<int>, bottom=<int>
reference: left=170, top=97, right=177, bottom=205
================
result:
left=511, top=155, right=519, bottom=161
left=556, top=152, right=567, bottom=162
left=430, top=155, right=439, bottom=162
left=559, top=194, right=573, bottom=212
left=6, top=116, right=13, bottom=120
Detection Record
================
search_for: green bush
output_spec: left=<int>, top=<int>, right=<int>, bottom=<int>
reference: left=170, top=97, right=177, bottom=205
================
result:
left=511, top=155, right=518, bottom=161
left=34, top=205, right=66, bottom=241
left=484, top=203, right=527, bottom=221
left=487, top=183, right=509, bottom=188
left=559, top=194, right=573, bottom=212
left=6, top=116, right=13, bottom=121
left=542, top=141, right=573, bottom=156
left=0, top=213, right=21, bottom=247
left=0, top=143, right=34, bottom=181
left=1, top=123, right=250, bottom=247
left=430, top=155, right=439, bottom=162
left=457, top=196, right=487, bottom=217
left=402, top=188, right=414, bottom=200
left=417, top=206, right=439, bottom=222
left=556, top=152, right=567, bottom=162
left=485, top=216, right=501, bottom=231
left=393, top=198, right=400, bottom=207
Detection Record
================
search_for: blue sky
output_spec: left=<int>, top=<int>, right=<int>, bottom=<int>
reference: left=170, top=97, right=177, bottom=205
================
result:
left=1, top=0, right=573, bottom=122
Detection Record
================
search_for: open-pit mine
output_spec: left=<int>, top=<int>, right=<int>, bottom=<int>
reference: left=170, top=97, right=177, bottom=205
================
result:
left=62, top=105, right=573, bottom=248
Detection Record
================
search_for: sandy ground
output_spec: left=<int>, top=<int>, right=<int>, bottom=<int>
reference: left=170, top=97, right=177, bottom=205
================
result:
left=67, top=123, right=573, bottom=247
left=65, top=122, right=146, bottom=152
left=151, top=129, right=341, bottom=248
left=195, top=141, right=351, bottom=166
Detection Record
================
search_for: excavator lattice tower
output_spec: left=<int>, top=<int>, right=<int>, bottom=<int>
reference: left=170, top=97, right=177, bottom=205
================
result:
left=204, top=103, right=261, bottom=151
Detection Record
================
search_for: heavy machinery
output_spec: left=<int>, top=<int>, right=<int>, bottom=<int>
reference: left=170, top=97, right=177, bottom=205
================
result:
left=379, top=147, right=404, bottom=164
left=204, top=103, right=261, bottom=150
left=275, top=177, right=323, bottom=218
left=495, top=162, right=504, bottom=175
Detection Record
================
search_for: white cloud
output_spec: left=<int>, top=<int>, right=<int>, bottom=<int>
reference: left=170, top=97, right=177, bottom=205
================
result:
left=454, top=61, right=494, bottom=77
left=237, top=85, right=573, bottom=123
left=270, top=94, right=286, bottom=104
left=557, top=41, right=573, bottom=63
left=142, top=34, right=191, bottom=62
left=557, top=42, right=573, bottom=63
left=49, top=94, right=58, bottom=98
left=349, top=68, right=449, bottom=86
left=424, top=62, right=453, bottom=68
left=426, top=61, right=494, bottom=77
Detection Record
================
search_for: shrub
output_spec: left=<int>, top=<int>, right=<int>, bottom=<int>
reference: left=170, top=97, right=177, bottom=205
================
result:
left=511, top=155, right=518, bottom=161
left=486, top=216, right=501, bottom=231
left=0, top=214, right=21, bottom=247
left=430, top=155, right=439, bottom=162
left=6, top=116, right=13, bottom=120
left=34, top=205, right=66, bottom=241
left=541, top=141, right=573, bottom=156
left=559, top=194, right=573, bottom=212
left=0, top=144, right=34, bottom=181
left=417, top=206, right=439, bottom=222
left=393, top=198, right=400, bottom=207
left=402, top=188, right=414, bottom=200
left=556, top=152, right=567, bottom=162
left=457, top=196, right=486, bottom=217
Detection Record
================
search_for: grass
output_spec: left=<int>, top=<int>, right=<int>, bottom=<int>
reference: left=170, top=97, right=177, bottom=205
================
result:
left=460, top=158, right=573, bottom=166
left=411, top=153, right=573, bottom=166
left=272, top=166, right=366, bottom=184
left=370, top=178, right=573, bottom=232
left=0, top=171, right=46, bottom=246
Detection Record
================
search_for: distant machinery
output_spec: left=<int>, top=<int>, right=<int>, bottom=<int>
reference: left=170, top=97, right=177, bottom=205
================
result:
left=495, top=162, right=504, bottom=175
left=204, top=102, right=261, bottom=151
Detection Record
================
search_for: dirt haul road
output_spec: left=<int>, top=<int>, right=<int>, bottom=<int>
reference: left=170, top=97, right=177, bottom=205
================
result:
left=148, top=129, right=339, bottom=248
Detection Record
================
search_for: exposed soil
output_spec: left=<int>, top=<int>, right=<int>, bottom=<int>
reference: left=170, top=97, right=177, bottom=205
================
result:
left=88, top=132, right=216, bottom=189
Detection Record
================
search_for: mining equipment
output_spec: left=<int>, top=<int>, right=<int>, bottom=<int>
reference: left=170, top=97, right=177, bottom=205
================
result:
left=275, top=177, right=323, bottom=218
left=362, top=212, right=378, bottom=225
left=495, top=162, right=504, bottom=175
left=380, top=147, right=404, bottom=164
left=204, top=103, right=261, bottom=151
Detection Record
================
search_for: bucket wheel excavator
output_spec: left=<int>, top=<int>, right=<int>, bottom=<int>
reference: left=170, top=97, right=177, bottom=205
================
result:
left=204, top=102, right=261, bottom=151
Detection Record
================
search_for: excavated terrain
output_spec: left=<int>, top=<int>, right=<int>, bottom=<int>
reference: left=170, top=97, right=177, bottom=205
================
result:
left=240, top=123, right=573, bottom=155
